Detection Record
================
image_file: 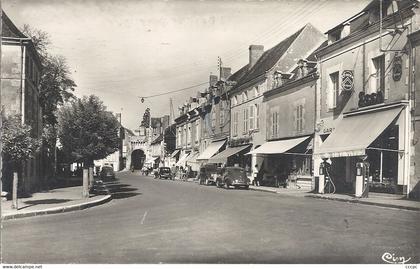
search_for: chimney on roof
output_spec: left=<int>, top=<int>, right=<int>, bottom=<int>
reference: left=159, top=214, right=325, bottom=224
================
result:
left=209, top=74, right=218, bottom=87
left=249, top=45, right=264, bottom=68
left=219, top=67, right=232, bottom=81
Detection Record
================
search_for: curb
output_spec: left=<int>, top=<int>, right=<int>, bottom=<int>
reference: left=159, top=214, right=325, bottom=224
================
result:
left=305, top=194, right=420, bottom=212
left=249, top=187, right=278, bottom=194
left=1, top=194, right=113, bottom=221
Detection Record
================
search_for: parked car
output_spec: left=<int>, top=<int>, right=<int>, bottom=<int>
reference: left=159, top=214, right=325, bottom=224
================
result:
left=198, top=163, right=221, bottom=185
left=158, top=167, right=173, bottom=180
left=215, top=166, right=250, bottom=189
left=100, top=165, right=115, bottom=181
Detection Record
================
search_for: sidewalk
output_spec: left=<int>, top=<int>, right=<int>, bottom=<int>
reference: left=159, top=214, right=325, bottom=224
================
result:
left=249, top=185, right=420, bottom=211
left=1, top=186, right=112, bottom=220
left=305, top=192, right=420, bottom=211
left=249, top=185, right=309, bottom=197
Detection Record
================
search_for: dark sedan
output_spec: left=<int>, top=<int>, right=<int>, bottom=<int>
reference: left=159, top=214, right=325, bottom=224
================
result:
left=158, top=167, right=173, bottom=180
left=215, top=166, right=250, bottom=189
left=100, top=166, right=115, bottom=181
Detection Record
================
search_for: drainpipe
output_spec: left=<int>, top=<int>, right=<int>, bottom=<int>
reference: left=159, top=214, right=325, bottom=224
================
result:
left=379, top=0, right=383, bottom=52
left=20, top=41, right=25, bottom=124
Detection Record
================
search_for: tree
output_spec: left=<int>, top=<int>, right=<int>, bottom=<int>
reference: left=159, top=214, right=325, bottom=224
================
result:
left=1, top=114, right=41, bottom=208
left=141, top=108, right=151, bottom=128
left=57, top=95, right=120, bottom=167
left=22, top=24, right=76, bottom=177
left=22, top=24, right=76, bottom=126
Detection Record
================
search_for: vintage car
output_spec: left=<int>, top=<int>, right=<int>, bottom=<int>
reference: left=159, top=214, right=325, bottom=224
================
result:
left=198, top=163, right=222, bottom=185
left=100, top=165, right=116, bottom=181
left=215, top=166, right=250, bottom=189
left=157, top=167, right=173, bottom=180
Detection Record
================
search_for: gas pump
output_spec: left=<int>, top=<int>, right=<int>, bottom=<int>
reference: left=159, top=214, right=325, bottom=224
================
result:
left=318, top=162, right=325, bottom=194
left=355, top=158, right=370, bottom=198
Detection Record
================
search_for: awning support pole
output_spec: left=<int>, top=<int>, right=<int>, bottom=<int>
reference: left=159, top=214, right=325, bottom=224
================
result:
left=380, top=151, right=383, bottom=183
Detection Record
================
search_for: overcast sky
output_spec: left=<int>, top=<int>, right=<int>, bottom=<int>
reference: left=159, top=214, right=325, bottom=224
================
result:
left=3, top=0, right=370, bottom=132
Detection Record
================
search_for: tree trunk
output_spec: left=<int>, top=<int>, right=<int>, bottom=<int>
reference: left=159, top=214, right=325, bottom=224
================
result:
left=88, top=167, right=94, bottom=189
left=12, top=171, right=18, bottom=209
left=82, top=168, right=89, bottom=198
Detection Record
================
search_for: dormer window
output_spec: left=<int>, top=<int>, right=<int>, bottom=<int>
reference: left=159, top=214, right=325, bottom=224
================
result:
left=232, top=95, right=238, bottom=106
left=273, top=71, right=292, bottom=89
left=386, top=0, right=398, bottom=16
left=242, top=92, right=248, bottom=102
left=328, top=28, right=342, bottom=44
left=254, top=86, right=260, bottom=97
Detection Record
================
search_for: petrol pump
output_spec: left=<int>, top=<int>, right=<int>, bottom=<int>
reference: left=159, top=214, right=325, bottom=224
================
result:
left=318, top=160, right=326, bottom=194
left=355, top=157, right=370, bottom=198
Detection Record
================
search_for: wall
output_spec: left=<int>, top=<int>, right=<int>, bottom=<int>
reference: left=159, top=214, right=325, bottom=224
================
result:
left=1, top=43, right=43, bottom=192
left=318, top=28, right=411, bottom=133
left=230, top=79, right=267, bottom=148
left=1, top=45, right=22, bottom=116
left=265, top=79, right=316, bottom=140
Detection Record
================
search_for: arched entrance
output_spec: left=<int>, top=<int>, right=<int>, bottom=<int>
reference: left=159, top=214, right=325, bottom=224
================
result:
left=131, top=149, right=145, bottom=170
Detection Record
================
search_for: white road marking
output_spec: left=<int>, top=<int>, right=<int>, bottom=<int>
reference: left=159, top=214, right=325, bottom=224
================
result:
left=140, top=210, right=148, bottom=225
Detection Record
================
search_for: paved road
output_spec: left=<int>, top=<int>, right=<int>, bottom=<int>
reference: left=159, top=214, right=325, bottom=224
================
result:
left=2, top=171, right=419, bottom=264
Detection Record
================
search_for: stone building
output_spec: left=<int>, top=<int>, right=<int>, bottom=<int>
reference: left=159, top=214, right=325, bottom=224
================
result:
left=258, top=40, right=327, bottom=190
left=228, top=23, right=326, bottom=182
left=1, top=12, right=43, bottom=193
left=313, top=0, right=420, bottom=197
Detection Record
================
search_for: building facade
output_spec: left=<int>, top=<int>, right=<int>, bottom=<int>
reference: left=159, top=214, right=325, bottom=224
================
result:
left=314, top=0, right=419, bottom=197
left=1, top=12, right=43, bottom=193
left=261, top=44, right=326, bottom=189
left=229, top=23, right=326, bottom=181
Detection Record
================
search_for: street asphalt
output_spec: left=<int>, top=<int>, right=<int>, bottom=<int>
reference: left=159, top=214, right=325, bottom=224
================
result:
left=2, top=171, right=419, bottom=264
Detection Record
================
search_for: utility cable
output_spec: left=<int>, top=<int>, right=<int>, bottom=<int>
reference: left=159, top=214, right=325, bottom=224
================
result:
left=138, top=81, right=208, bottom=100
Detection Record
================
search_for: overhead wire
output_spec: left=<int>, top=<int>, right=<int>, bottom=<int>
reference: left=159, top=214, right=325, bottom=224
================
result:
left=80, top=1, right=332, bottom=100
left=73, top=0, right=319, bottom=84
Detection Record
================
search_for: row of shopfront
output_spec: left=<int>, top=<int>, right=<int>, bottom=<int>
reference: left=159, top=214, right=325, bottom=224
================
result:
left=171, top=0, right=420, bottom=199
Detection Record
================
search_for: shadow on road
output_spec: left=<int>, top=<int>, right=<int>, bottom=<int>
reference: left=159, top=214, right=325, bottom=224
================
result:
left=18, top=199, right=73, bottom=210
left=105, top=181, right=141, bottom=200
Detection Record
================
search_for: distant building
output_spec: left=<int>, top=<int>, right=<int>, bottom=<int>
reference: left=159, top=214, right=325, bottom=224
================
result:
left=1, top=12, right=43, bottom=193
left=94, top=126, right=135, bottom=172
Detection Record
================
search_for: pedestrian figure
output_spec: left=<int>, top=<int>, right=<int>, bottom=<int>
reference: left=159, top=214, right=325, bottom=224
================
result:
left=254, top=164, right=263, bottom=186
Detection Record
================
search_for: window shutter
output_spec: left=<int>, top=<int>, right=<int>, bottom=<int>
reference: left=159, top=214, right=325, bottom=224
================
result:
left=301, top=104, right=306, bottom=132
left=269, top=110, right=273, bottom=138
left=293, top=105, right=298, bottom=132
left=256, top=104, right=259, bottom=129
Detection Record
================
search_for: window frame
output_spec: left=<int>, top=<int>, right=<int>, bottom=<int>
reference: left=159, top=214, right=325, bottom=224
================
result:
left=328, top=71, right=340, bottom=109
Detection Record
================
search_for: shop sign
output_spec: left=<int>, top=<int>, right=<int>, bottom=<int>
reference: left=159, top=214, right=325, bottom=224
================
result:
left=392, top=55, right=402, bottom=81
left=341, top=70, right=354, bottom=91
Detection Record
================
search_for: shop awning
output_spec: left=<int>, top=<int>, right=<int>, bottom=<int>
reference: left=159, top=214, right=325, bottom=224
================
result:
left=186, top=152, right=200, bottom=164
left=316, top=107, right=403, bottom=159
left=248, top=136, right=310, bottom=155
left=175, top=152, right=190, bottom=167
left=196, top=140, right=226, bottom=160
left=170, top=149, right=180, bottom=158
left=145, top=156, right=159, bottom=164
left=208, top=145, right=251, bottom=164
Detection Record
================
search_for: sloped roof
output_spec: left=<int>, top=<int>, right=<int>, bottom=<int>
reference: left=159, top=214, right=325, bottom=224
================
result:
left=1, top=11, right=27, bottom=39
left=151, top=133, right=163, bottom=145
left=238, top=26, right=305, bottom=86
left=228, top=64, right=249, bottom=83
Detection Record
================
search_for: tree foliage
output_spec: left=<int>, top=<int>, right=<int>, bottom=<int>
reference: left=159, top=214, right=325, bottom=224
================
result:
left=22, top=24, right=76, bottom=126
left=57, top=95, right=120, bottom=166
left=141, top=108, right=151, bottom=128
left=1, top=114, right=41, bottom=169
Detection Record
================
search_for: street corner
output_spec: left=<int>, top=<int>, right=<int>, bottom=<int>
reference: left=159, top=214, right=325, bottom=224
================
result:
left=1, top=194, right=112, bottom=221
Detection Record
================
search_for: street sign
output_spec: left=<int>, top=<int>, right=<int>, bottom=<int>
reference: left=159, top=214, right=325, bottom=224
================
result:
left=342, top=70, right=354, bottom=91
left=393, top=55, right=402, bottom=81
